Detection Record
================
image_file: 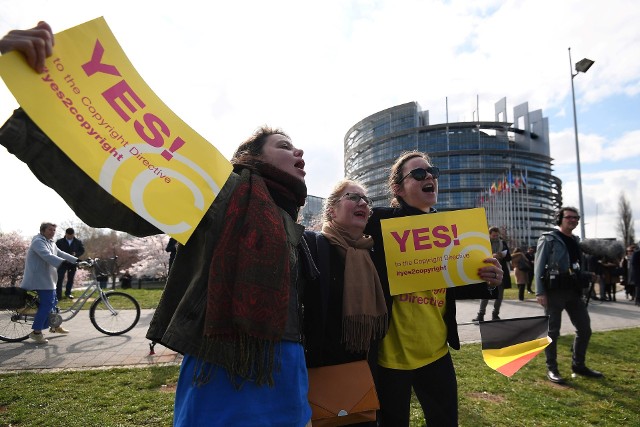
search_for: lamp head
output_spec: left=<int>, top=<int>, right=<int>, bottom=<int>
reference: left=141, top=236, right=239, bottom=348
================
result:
left=575, top=58, right=594, bottom=73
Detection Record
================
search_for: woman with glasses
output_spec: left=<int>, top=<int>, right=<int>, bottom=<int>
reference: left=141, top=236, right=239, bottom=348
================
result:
left=364, top=151, right=503, bottom=427
left=303, top=181, right=386, bottom=370
left=303, top=179, right=387, bottom=426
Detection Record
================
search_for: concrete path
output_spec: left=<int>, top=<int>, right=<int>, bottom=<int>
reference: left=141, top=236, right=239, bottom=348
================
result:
left=1, top=292, right=639, bottom=373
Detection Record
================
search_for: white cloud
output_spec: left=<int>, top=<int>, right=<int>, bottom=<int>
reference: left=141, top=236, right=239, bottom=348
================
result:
left=1, top=0, right=639, bottom=241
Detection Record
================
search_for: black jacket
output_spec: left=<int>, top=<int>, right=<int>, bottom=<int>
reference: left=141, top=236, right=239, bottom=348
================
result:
left=303, top=231, right=368, bottom=368
left=55, top=237, right=85, bottom=270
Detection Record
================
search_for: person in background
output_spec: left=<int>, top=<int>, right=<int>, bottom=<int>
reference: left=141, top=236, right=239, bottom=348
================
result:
left=621, top=245, right=636, bottom=300
left=473, top=226, right=512, bottom=321
left=120, top=270, right=133, bottom=289
left=534, top=206, right=603, bottom=384
left=0, top=22, right=314, bottom=426
left=55, top=227, right=85, bottom=299
left=303, top=179, right=386, bottom=426
left=364, top=150, right=502, bottom=427
left=165, top=237, right=177, bottom=271
left=524, top=246, right=536, bottom=293
left=598, top=256, right=619, bottom=301
left=511, top=247, right=531, bottom=301
left=630, top=243, right=640, bottom=307
left=20, top=222, right=78, bottom=343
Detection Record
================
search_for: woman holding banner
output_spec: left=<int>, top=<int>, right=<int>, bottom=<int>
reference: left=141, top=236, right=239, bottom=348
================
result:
left=364, top=151, right=503, bottom=427
left=1, top=22, right=314, bottom=426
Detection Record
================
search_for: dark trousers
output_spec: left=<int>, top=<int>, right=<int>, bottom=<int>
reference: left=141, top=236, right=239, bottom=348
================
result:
left=478, top=284, right=504, bottom=317
left=544, top=288, right=592, bottom=370
left=56, top=265, right=76, bottom=299
left=377, top=352, right=457, bottom=427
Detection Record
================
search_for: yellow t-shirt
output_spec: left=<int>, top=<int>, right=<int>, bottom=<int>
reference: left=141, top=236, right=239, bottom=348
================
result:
left=378, top=289, right=448, bottom=370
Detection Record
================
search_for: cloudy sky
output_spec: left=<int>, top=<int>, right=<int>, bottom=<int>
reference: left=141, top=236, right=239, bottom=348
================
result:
left=1, top=0, right=639, bottom=242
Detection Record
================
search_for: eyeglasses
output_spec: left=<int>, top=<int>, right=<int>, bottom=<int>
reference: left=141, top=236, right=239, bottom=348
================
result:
left=564, top=215, right=581, bottom=220
left=398, top=167, right=440, bottom=183
left=340, top=192, right=372, bottom=206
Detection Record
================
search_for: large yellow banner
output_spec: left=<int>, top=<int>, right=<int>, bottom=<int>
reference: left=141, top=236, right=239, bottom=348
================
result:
left=380, top=208, right=491, bottom=295
left=0, top=17, right=232, bottom=244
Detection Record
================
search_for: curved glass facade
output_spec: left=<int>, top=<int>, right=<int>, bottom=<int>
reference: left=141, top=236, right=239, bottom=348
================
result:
left=344, top=101, right=562, bottom=248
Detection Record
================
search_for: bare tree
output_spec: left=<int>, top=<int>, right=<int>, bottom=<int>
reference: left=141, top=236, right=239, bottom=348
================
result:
left=617, top=192, right=635, bottom=246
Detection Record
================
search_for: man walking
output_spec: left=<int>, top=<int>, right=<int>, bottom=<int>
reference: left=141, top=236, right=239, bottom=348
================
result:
left=56, top=228, right=85, bottom=299
left=534, top=207, right=603, bottom=384
left=473, top=226, right=512, bottom=321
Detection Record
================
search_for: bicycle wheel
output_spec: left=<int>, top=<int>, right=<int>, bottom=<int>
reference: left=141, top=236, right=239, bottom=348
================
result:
left=0, top=294, right=38, bottom=342
left=89, top=291, right=140, bottom=335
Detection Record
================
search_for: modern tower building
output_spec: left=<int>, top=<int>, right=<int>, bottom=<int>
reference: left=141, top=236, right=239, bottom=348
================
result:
left=343, top=99, right=562, bottom=248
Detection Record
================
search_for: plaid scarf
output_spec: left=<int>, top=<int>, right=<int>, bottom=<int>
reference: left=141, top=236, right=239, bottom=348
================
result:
left=199, top=163, right=306, bottom=387
left=321, top=222, right=388, bottom=352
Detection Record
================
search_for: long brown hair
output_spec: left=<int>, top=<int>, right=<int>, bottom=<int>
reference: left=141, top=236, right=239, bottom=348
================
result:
left=387, top=150, right=432, bottom=207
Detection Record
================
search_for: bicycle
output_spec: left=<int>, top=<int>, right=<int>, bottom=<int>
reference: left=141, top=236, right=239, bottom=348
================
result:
left=0, top=257, right=141, bottom=342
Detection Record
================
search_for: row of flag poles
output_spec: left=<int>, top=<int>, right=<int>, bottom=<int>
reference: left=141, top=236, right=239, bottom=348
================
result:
left=476, top=169, right=532, bottom=249
left=475, top=170, right=551, bottom=377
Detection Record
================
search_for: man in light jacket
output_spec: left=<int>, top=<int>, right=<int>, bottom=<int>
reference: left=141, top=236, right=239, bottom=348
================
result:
left=534, top=207, right=603, bottom=384
left=21, top=222, right=78, bottom=344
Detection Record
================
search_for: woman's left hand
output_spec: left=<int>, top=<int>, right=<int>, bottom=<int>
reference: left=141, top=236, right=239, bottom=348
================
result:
left=478, top=257, right=503, bottom=287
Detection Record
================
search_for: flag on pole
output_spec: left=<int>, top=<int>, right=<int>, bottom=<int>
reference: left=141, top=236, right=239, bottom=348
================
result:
left=479, top=316, right=551, bottom=377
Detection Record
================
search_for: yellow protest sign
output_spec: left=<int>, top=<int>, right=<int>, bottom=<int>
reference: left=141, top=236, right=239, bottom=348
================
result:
left=0, top=17, right=232, bottom=244
left=380, top=208, right=491, bottom=295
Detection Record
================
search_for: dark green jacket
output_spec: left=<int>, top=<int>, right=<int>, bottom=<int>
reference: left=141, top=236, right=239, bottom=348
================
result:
left=0, top=108, right=308, bottom=361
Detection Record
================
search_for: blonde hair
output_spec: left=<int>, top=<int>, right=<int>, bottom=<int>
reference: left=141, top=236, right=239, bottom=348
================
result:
left=321, top=179, right=368, bottom=224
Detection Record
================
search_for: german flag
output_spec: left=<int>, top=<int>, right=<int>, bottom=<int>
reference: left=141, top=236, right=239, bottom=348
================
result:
left=479, top=316, right=551, bottom=377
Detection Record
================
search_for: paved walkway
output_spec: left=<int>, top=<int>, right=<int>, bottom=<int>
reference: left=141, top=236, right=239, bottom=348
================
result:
left=1, top=293, right=639, bottom=373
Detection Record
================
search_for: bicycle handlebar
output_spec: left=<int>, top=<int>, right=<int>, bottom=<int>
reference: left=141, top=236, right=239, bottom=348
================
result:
left=77, top=256, right=118, bottom=269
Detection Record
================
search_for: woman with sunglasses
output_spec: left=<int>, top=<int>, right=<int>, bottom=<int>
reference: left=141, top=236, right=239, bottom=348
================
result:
left=364, top=151, right=503, bottom=427
left=303, top=180, right=387, bottom=426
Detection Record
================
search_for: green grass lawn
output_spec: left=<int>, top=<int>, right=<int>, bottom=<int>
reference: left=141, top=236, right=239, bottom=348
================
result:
left=1, top=327, right=638, bottom=427
left=57, top=288, right=165, bottom=311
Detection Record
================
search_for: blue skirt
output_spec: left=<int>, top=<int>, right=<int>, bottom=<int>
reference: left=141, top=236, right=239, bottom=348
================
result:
left=174, top=341, right=311, bottom=426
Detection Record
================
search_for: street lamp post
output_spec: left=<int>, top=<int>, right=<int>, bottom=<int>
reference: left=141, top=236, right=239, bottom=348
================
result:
left=568, top=47, right=594, bottom=239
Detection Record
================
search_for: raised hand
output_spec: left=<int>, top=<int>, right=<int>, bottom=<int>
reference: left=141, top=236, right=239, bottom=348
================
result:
left=0, top=21, right=54, bottom=73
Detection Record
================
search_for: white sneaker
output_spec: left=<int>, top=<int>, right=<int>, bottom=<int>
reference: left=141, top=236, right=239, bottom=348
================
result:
left=49, top=326, right=70, bottom=334
left=29, top=332, right=48, bottom=344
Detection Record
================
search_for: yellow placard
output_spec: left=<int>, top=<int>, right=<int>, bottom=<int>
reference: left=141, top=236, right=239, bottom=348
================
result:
left=380, top=208, right=491, bottom=295
left=0, top=17, right=232, bottom=244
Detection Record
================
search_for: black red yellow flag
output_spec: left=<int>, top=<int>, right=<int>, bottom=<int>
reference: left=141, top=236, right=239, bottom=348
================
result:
left=479, top=316, right=551, bottom=377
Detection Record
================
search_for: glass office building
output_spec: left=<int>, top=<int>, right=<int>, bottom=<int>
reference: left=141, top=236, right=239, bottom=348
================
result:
left=344, top=99, right=562, bottom=247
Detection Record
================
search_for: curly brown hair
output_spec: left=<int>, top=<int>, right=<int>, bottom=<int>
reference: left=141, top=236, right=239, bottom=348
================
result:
left=231, top=126, right=290, bottom=164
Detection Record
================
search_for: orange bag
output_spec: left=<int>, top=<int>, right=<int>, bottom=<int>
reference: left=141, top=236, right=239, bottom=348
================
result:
left=307, top=360, right=379, bottom=427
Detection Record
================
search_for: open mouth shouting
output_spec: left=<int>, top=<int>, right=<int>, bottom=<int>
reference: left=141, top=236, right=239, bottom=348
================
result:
left=422, top=183, right=435, bottom=193
left=295, top=159, right=306, bottom=176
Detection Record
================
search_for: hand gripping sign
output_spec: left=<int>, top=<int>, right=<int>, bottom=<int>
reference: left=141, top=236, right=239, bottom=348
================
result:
left=380, top=208, right=492, bottom=295
left=0, top=17, right=232, bottom=244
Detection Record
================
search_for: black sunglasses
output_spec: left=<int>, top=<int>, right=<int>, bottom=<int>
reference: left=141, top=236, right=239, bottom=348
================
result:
left=341, top=192, right=372, bottom=206
left=399, top=166, right=440, bottom=183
